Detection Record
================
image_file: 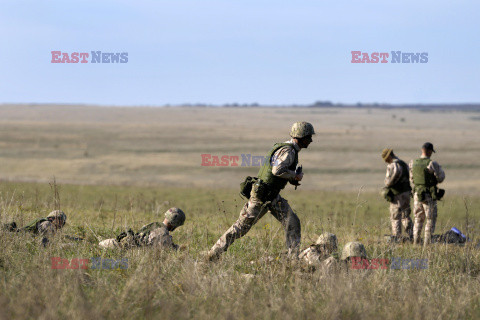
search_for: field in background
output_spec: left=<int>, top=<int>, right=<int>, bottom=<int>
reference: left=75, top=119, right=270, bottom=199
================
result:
left=1, top=105, right=480, bottom=319
left=0, top=105, right=479, bottom=193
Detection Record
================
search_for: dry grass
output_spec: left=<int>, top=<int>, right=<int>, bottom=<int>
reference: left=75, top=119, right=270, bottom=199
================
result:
left=0, top=182, right=479, bottom=319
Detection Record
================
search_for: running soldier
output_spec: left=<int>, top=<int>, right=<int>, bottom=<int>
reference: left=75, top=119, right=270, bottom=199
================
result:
left=206, top=122, right=315, bottom=261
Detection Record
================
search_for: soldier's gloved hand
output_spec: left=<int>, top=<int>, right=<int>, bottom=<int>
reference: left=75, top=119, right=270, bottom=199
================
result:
left=295, top=173, right=304, bottom=181
left=289, top=180, right=301, bottom=186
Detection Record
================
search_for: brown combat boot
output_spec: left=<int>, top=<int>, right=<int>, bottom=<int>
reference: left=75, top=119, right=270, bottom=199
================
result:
left=205, top=249, right=222, bottom=262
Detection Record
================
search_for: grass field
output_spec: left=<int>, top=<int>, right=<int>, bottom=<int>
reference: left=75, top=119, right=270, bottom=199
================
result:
left=0, top=105, right=479, bottom=193
left=0, top=182, right=479, bottom=319
left=0, top=105, right=479, bottom=319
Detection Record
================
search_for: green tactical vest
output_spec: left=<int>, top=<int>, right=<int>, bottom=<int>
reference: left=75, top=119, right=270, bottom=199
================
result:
left=412, top=158, right=437, bottom=194
left=389, top=159, right=412, bottom=195
left=21, top=218, right=48, bottom=234
left=257, top=143, right=298, bottom=192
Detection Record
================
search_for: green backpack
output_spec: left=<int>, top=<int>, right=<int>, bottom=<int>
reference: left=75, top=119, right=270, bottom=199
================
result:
left=21, top=218, right=48, bottom=234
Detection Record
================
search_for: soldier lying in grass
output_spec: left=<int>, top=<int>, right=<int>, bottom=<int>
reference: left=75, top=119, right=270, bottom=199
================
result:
left=99, top=207, right=185, bottom=250
left=3, top=210, right=67, bottom=235
left=299, top=233, right=339, bottom=272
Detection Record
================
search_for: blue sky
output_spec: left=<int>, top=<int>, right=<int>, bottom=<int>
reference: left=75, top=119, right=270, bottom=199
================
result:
left=1, top=0, right=479, bottom=105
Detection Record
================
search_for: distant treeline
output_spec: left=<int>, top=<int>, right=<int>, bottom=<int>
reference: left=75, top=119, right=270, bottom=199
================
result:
left=171, top=101, right=480, bottom=111
left=3, top=102, right=480, bottom=111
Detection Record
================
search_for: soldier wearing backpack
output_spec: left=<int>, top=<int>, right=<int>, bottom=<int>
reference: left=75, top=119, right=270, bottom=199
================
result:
left=381, top=148, right=413, bottom=240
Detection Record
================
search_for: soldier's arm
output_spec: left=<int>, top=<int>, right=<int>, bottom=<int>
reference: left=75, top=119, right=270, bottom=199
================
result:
left=428, top=161, right=445, bottom=183
left=384, top=162, right=402, bottom=187
left=162, top=233, right=179, bottom=250
left=38, top=221, right=55, bottom=235
left=298, top=247, right=312, bottom=259
left=408, top=160, right=414, bottom=184
left=271, top=146, right=297, bottom=180
left=167, top=238, right=179, bottom=250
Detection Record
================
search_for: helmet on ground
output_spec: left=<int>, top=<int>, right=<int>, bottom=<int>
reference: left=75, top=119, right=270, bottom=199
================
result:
left=341, top=242, right=367, bottom=260
left=164, top=207, right=186, bottom=227
left=47, top=210, right=67, bottom=226
left=290, top=122, right=315, bottom=138
left=315, top=233, right=338, bottom=252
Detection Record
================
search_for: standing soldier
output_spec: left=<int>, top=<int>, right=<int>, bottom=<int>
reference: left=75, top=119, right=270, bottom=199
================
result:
left=206, top=122, right=315, bottom=261
left=409, top=143, right=445, bottom=245
left=381, top=148, right=413, bottom=241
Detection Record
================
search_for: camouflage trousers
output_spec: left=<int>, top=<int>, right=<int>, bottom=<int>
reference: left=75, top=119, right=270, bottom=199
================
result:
left=413, top=192, right=437, bottom=244
left=389, top=191, right=413, bottom=237
left=208, top=187, right=301, bottom=259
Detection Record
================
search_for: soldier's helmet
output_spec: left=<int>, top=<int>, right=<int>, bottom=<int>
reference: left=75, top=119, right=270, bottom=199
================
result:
left=315, top=233, right=338, bottom=253
left=341, top=242, right=367, bottom=261
left=164, top=207, right=186, bottom=227
left=47, top=210, right=67, bottom=226
left=290, top=122, right=315, bottom=138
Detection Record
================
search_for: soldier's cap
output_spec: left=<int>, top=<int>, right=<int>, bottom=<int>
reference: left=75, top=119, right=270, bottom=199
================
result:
left=422, top=142, right=435, bottom=153
left=381, top=148, right=393, bottom=161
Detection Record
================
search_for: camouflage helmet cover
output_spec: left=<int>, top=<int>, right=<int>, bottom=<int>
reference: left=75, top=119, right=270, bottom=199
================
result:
left=164, top=207, right=186, bottom=227
left=315, top=233, right=338, bottom=252
left=290, top=122, right=315, bottom=138
left=47, top=210, right=67, bottom=225
left=341, top=241, right=367, bottom=260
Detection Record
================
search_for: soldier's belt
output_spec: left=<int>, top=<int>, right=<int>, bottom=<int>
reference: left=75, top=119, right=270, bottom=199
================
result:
left=255, top=180, right=281, bottom=202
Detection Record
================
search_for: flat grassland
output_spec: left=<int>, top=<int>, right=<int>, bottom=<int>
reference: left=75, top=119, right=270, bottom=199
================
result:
left=0, top=105, right=479, bottom=319
left=0, top=105, right=479, bottom=193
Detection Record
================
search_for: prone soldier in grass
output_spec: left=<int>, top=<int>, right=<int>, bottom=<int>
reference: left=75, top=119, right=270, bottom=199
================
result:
left=3, top=210, right=67, bottom=235
left=206, top=122, right=315, bottom=261
left=99, top=207, right=185, bottom=250
left=299, top=233, right=339, bottom=272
